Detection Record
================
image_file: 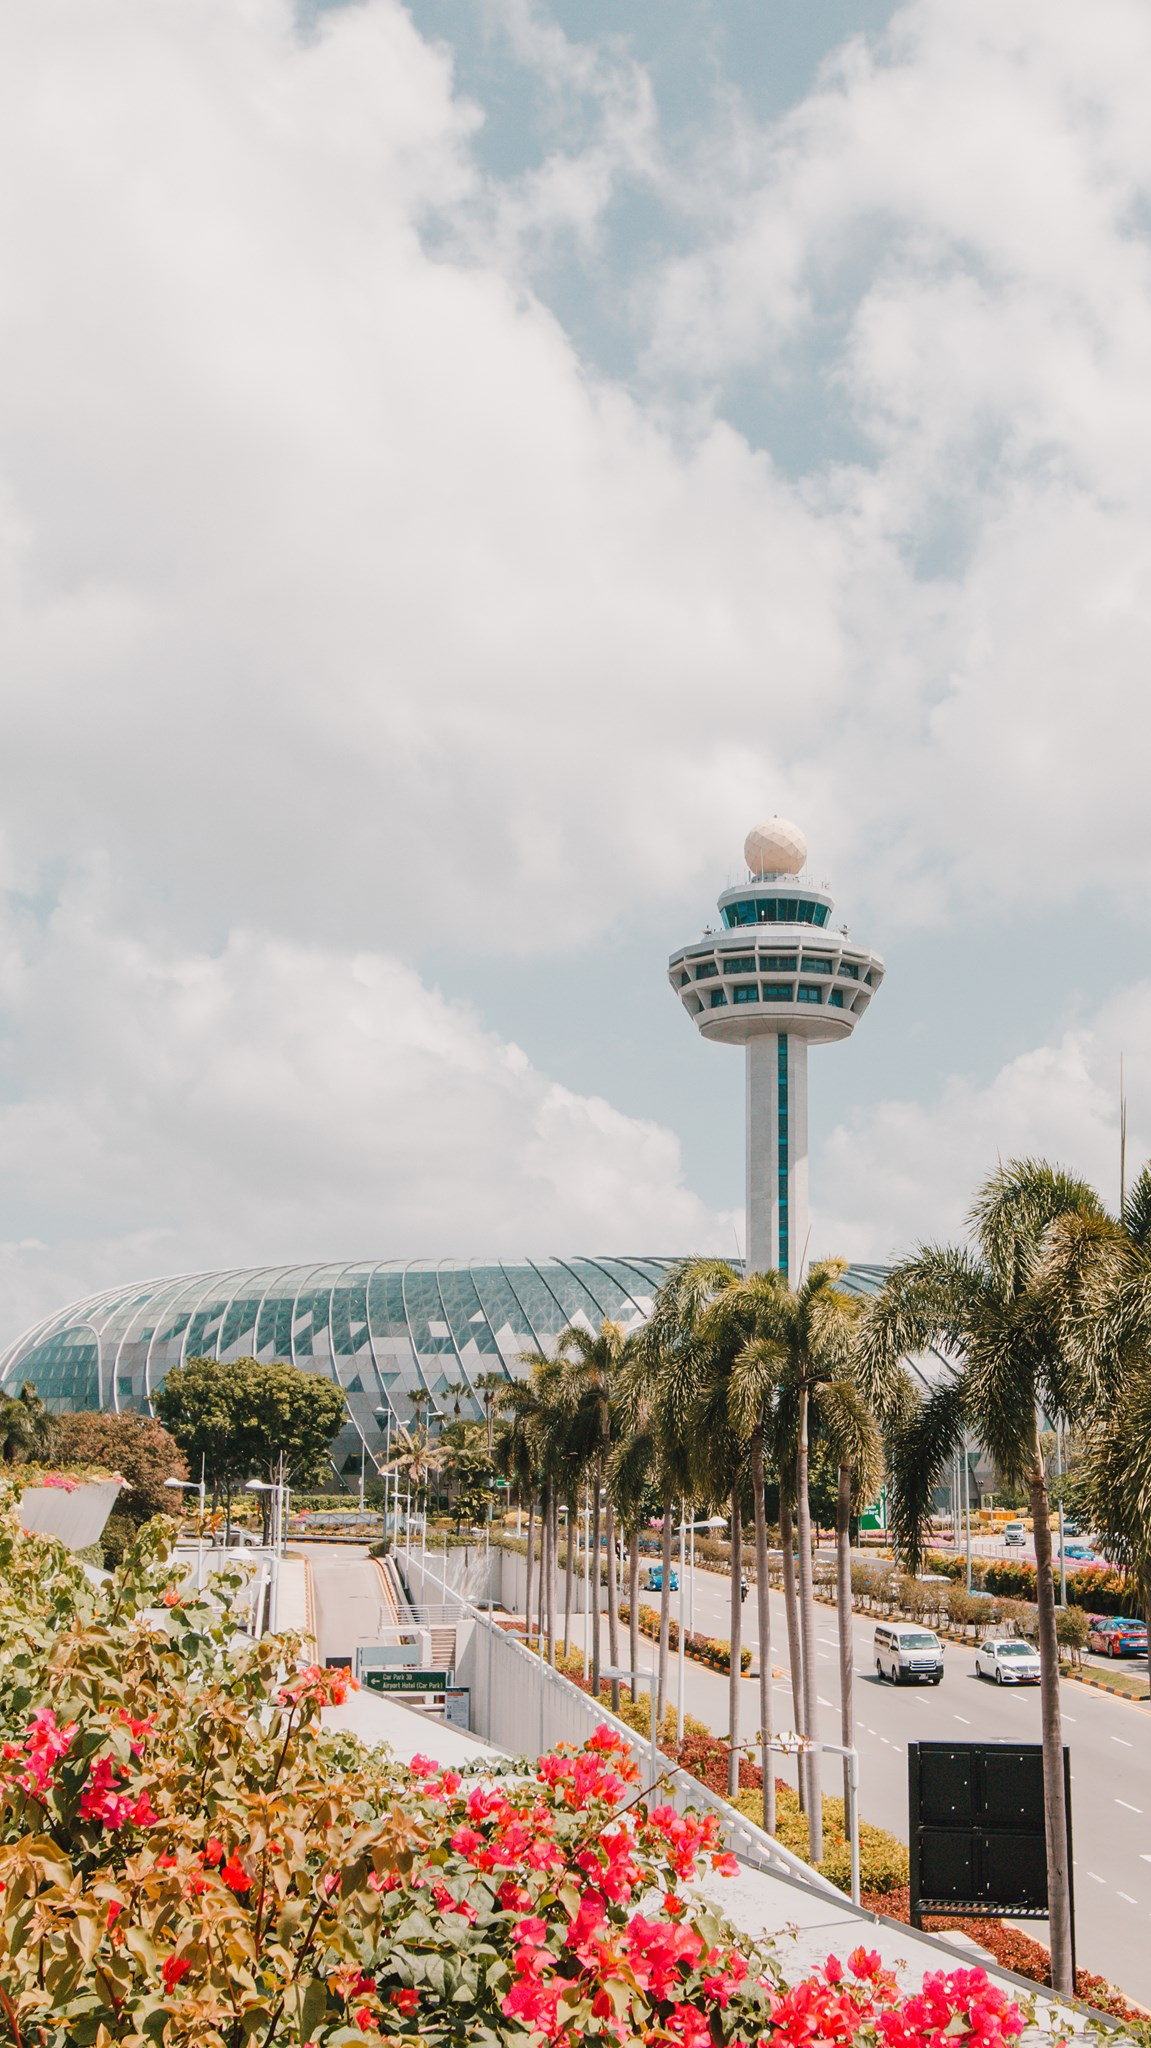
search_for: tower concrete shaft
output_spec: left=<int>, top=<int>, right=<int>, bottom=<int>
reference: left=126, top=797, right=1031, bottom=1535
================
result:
left=669, top=817, right=883, bottom=1285
left=746, top=1032, right=808, bottom=1280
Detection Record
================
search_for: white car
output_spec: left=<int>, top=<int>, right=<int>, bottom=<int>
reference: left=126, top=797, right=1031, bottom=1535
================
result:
left=974, top=1638, right=1041, bottom=1684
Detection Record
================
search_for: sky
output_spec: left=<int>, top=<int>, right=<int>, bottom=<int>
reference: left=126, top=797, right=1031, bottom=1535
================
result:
left=2, top=0, right=1150, bottom=1342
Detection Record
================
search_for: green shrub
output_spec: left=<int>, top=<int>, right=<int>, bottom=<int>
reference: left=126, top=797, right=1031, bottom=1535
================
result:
left=735, top=1780, right=908, bottom=1897
left=1056, top=1603, right=1089, bottom=1661
left=100, top=1511, right=136, bottom=1570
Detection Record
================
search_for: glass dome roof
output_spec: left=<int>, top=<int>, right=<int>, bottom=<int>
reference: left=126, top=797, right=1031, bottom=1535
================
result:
left=0, top=1257, right=905, bottom=1483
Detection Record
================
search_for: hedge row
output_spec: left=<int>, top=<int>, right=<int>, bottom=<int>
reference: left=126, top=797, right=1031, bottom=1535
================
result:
left=619, top=1599, right=753, bottom=1675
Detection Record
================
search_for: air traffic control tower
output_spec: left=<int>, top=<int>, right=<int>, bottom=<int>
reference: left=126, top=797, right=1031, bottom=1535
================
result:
left=668, top=819, right=884, bottom=1280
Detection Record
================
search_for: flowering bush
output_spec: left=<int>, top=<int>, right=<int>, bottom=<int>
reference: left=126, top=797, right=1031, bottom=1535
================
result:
left=619, top=1600, right=753, bottom=1675
left=0, top=1490, right=1037, bottom=2046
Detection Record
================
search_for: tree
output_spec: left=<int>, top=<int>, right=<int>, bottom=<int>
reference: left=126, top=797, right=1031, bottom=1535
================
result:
left=53, top=1410, right=187, bottom=1523
left=154, top=1357, right=257, bottom=1526
left=156, top=1357, right=347, bottom=1535
left=556, top=1321, right=631, bottom=1701
left=857, top=1158, right=1106, bottom=1997
left=1043, top=1159, right=1151, bottom=1700
left=0, top=1383, right=55, bottom=1464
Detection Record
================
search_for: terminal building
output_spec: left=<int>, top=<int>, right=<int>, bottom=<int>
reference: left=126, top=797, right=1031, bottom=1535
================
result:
left=0, top=1256, right=894, bottom=1482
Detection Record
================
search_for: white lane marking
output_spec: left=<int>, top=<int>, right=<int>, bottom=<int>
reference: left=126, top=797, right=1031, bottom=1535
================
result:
left=892, top=1743, right=904, bottom=1753
left=1061, top=1714, right=1077, bottom=1722
left=1140, top=1855, right=1151, bottom=1864
left=1117, top=1799, right=1143, bottom=1813
left=879, top=1736, right=890, bottom=1746
left=953, top=1715, right=971, bottom=1725
left=1117, top=1892, right=1138, bottom=1905
left=817, top=1696, right=832, bottom=1707
left=1087, top=1872, right=1105, bottom=1884
left=1112, top=1735, right=1133, bottom=1748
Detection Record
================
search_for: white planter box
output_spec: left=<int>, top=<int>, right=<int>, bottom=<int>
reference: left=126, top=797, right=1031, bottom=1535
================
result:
left=19, top=1479, right=123, bottom=1550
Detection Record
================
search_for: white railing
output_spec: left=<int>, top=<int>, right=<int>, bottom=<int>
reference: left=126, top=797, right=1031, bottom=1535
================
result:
left=396, top=1550, right=838, bottom=1898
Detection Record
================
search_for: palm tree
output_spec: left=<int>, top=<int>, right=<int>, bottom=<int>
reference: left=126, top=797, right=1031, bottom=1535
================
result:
left=382, top=1423, right=444, bottom=1511
left=1043, top=1160, right=1151, bottom=1700
left=857, top=1158, right=1106, bottom=1997
left=556, top=1320, right=630, bottom=1702
left=700, top=1260, right=871, bottom=1851
left=641, top=1259, right=739, bottom=1739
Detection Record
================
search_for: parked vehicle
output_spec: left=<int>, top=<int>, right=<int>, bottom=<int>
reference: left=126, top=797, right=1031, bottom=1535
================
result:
left=873, top=1623, right=944, bottom=1684
left=645, top=1565, right=679, bottom=1593
left=974, top=1638, right=1041, bottom=1684
left=1003, top=1521, right=1027, bottom=1547
left=1086, top=1616, right=1149, bottom=1659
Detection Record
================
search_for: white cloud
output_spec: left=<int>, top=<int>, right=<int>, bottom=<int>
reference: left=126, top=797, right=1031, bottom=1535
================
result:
left=813, top=984, right=1149, bottom=1264
left=0, top=890, right=735, bottom=1338
left=4, top=0, right=1151, bottom=1336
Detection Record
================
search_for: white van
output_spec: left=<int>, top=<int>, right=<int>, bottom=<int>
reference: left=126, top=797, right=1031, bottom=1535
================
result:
left=873, top=1623, right=944, bottom=1685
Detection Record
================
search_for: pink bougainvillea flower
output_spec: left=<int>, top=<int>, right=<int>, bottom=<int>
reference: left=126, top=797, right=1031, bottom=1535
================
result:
left=220, top=1852, right=252, bottom=1893
left=162, top=1955, right=192, bottom=1992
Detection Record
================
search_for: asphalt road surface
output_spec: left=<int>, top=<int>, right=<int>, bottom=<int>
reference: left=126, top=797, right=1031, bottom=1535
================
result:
left=679, top=1564, right=1151, bottom=2004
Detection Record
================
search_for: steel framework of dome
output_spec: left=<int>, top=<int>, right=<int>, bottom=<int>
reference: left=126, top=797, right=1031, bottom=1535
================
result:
left=0, top=1256, right=901, bottom=1483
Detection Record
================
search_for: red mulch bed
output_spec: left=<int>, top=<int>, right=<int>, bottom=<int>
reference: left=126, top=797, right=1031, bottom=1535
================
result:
left=865, top=1885, right=1148, bottom=2023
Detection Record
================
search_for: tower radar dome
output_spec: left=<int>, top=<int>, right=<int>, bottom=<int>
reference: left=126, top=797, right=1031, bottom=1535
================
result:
left=744, top=817, right=806, bottom=876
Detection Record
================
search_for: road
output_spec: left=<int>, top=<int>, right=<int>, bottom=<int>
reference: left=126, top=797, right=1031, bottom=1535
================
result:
left=666, top=1564, right=1151, bottom=2004
left=308, top=1547, right=1151, bottom=2004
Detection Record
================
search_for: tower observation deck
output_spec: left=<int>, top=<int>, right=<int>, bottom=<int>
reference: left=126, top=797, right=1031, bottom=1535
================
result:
left=668, top=819, right=884, bottom=1280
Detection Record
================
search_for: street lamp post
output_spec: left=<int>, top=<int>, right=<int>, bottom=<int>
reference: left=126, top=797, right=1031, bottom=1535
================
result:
left=602, top=1664, right=658, bottom=1792
left=246, top=1473, right=287, bottom=1632
left=749, top=1731, right=862, bottom=1906
left=164, top=1457, right=207, bottom=1589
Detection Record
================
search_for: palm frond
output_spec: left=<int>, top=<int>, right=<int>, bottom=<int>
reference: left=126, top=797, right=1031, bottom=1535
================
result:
left=970, top=1157, right=1106, bottom=1298
left=1123, top=1162, right=1151, bottom=1253
left=886, top=1380, right=968, bottom=1572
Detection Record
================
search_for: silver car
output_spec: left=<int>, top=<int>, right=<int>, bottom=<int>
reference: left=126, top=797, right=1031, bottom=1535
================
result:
left=974, top=1638, right=1041, bottom=1684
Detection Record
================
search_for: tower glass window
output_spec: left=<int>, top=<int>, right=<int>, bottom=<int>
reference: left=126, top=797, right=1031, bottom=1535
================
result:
left=800, top=956, right=832, bottom=973
left=694, top=961, right=718, bottom=979
left=723, top=956, right=757, bottom=975
left=797, top=985, right=823, bottom=1004
left=720, top=898, right=831, bottom=930
left=709, top=988, right=727, bottom=1007
left=761, top=954, right=797, bottom=970
left=733, top=985, right=759, bottom=1004
left=762, top=983, right=793, bottom=1002
left=828, top=988, right=845, bottom=1008
left=838, top=962, right=859, bottom=980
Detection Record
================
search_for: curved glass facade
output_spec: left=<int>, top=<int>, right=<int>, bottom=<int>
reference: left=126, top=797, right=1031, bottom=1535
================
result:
left=0, top=1257, right=914, bottom=1484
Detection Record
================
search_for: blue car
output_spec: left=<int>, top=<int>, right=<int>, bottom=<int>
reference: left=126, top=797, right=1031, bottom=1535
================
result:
left=646, top=1566, right=679, bottom=1592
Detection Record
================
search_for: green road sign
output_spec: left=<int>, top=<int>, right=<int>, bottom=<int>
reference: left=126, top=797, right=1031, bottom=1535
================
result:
left=364, top=1669, right=449, bottom=1694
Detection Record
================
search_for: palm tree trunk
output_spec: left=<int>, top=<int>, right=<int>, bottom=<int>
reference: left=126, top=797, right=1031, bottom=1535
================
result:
left=590, top=1482, right=602, bottom=1694
left=628, top=1532, right=640, bottom=1686
left=796, top=1386, right=822, bottom=1860
left=836, top=1460, right=854, bottom=1832
left=563, top=1496, right=575, bottom=1657
left=545, top=1487, right=556, bottom=1667
left=525, top=1497, right=536, bottom=1651
left=1029, top=1416, right=1073, bottom=1995
left=605, top=1496, right=621, bottom=1714
left=727, top=1478, right=743, bottom=1800
left=656, top=1505, right=673, bottom=1720
left=779, top=1479, right=805, bottom=1810
left=752, top=1426, right=775, bottom=1834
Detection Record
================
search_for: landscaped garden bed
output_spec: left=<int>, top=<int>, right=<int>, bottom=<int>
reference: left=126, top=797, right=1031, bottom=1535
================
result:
left=0, top=1486, right=1091, bottom=2044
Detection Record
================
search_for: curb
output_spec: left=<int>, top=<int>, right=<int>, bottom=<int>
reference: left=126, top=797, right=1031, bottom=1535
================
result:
left=1065, top=1667, right=1151, bottom=1712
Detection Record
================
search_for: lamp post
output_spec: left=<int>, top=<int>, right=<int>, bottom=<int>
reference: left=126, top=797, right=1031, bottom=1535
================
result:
left=246, top=1473, right=287, bottom=1632
left=602, top=1664, right=658, bottom=1792
left=750, top=1730, right=861, bottom=1906
left=164, top=1457, right=207, bottom=1589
